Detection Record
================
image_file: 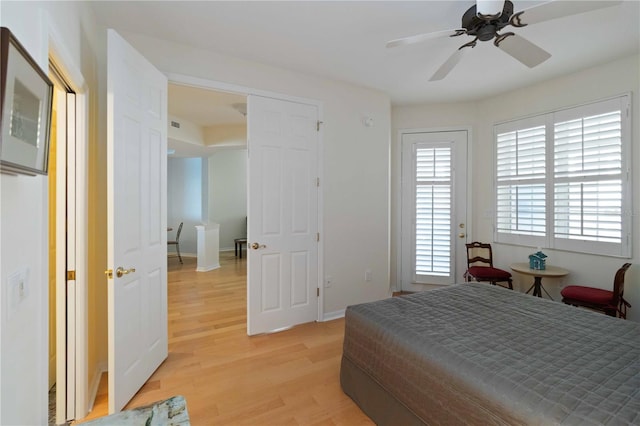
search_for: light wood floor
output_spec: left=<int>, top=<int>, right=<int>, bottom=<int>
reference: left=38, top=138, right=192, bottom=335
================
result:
left=78, top=251, right=373, bottom=425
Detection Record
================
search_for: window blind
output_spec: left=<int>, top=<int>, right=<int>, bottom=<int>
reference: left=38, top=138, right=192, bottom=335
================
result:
left=496, top=125, right=546, bottom=236
left=554, top=111, right=623, bottom=244
left=494, top=94, right=630, bottom=257
left=415, top=147, right=451, bottom=276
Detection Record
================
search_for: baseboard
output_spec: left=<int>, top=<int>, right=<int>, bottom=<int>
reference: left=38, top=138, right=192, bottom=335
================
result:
left=322, top=309, right=345, bottom=322
left=87, top=362, right=107, bottom=412
left=196, top=264, right=220, bottom=272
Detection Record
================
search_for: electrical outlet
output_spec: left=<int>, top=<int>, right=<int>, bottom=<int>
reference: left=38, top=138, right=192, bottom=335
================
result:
left=365, top=269, right=372, bottom=282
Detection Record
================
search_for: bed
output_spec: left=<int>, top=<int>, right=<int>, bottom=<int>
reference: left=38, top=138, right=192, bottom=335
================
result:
left=340, top=283, right=640, bottom=425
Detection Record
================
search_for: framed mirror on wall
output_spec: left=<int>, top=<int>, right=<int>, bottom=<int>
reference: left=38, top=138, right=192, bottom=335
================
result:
left=1, top=26, right=53, bottom=176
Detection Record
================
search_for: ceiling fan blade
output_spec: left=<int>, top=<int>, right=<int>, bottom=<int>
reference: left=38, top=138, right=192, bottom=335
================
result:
left=511, top=0, right=622, bottom=27
left=429, top=48, right=467, bottom=81
left=386, top=28, right=464, bottom=48
left=496, top=33, right=551, bottom=68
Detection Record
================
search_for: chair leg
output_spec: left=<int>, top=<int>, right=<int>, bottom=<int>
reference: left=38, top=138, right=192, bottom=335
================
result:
left=176, top=243, right=183, bottom=264
left=507, top=278, right=513, bottom=290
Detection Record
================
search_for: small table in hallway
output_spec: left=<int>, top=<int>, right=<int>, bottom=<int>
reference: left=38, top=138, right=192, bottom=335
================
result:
left=234, top=238, right=247, bottom=258
left=510, top=262, right=569, bottom=300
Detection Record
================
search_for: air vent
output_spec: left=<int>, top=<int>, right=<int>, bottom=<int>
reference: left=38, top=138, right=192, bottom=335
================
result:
left=170, top=121, right=181, bottom=129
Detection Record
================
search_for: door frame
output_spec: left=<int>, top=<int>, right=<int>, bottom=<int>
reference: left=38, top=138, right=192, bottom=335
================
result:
left=165, top=72, right=325, bottom=324
left=49, top=29, right=89, bottom=422
left=397, top=127, right=473, bottom=290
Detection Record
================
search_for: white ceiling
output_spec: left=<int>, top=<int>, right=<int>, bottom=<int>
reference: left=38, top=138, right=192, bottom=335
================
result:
left=90, top=0, right=639, bottom=107
left=90, top=0, right=638, bottom=157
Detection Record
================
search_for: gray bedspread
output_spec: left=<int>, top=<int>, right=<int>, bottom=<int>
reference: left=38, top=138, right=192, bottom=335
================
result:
left=341, top=283, right=640, bottom=425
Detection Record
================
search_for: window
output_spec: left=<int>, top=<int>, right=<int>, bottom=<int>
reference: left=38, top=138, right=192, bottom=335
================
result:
left=495, top=95, right=631, bottom=257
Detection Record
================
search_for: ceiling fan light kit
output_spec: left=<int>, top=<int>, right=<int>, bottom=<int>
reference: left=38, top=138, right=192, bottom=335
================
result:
left=462, top=0, right=514, bottom=41
left=387, top=0, right=623, bottom=82
left=476, top=0, right=507, bottom=20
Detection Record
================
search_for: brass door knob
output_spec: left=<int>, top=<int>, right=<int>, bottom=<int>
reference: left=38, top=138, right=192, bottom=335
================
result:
left=251, top=242, right=266, bottom=250
left=459, top=233, right=465, bottom=238
left=116, top=267, right=136, bottom=278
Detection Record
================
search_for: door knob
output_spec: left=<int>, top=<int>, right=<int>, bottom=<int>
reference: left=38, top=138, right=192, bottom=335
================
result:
left=459, top=233, right=465, bottom=238
left=115, top=266, right=136, bottom=278
left=251, top=242, right=266, bottom=250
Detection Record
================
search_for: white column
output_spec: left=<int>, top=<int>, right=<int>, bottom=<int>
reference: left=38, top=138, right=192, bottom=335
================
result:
left=195, top=223, right=220, bottom=272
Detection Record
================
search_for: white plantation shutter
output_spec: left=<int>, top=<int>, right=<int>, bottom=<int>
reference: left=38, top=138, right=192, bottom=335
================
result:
left=494, top=95, right=631, bottom=256
left=415, top=145, right=451, bottom=277
left=495, top=118, right=547, bottom=246
left=553, top=98, right=628, bottom=255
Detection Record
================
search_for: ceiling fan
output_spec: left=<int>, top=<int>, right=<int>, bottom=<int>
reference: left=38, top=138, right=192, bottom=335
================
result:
left=386, top=0, right=622, bottom=81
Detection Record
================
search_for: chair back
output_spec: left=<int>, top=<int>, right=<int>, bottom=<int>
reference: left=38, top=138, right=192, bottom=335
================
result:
left=175, top=222, right=183, bottom=241
left=612, top=263, right=632, bottom=306
left=466, top=242, right=494, bottom=269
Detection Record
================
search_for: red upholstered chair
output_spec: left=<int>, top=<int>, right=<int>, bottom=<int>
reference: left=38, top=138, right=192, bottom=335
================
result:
left=561, top=263, right=632, bottom=319
left=465, top=242, right=513, bottom=290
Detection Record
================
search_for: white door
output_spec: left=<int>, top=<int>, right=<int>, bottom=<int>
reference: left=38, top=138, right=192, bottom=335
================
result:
left=247, top=95, right=319, bottom=335
left=50, top=62, right=89, bottom=423
left=106, top=29, right=168, bottom=413
left=401, top=130, right=468, bottom=291
left=65, top=91, right=78, bottom=419
left=52, top=83, right=76, bottom=423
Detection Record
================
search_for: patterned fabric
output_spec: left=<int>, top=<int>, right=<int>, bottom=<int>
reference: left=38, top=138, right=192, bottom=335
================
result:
left=342, top=283, right=640, bottom=425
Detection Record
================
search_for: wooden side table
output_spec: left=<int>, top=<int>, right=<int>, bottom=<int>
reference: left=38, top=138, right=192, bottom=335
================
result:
left=510, top=262, right=569, bottom=299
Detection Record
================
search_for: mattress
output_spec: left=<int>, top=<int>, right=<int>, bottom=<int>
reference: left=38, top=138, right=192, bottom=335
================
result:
left=340, top=283, right=640, bottom=425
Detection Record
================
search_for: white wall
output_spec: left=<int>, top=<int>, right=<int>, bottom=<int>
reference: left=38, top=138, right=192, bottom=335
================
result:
left=208, top=150, right=247, bottom=250
left=123, top=32, right=392, bottom=314
left=0, top=8, right=49, bottom=421
left=167, top=157, right=205, bottom=256
left=0, top=174, right=48, bottom=425
left=393, top=54, right=640, bottom=322
left=0, top=1, right=102, bottom=423
left=168, top=150, right=248, bottom=256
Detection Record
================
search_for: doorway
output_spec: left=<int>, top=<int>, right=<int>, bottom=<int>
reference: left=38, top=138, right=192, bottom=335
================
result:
left=166, top=83, right=249, bottom=262
left=400, top=129, right=469, bottom=291
left=164, top=79, right=323, bottom=336
left=85, top=84, right=251, bottom=415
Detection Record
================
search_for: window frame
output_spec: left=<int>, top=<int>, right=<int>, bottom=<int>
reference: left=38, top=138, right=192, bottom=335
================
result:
left=493, top=93, right=632, bottom=258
